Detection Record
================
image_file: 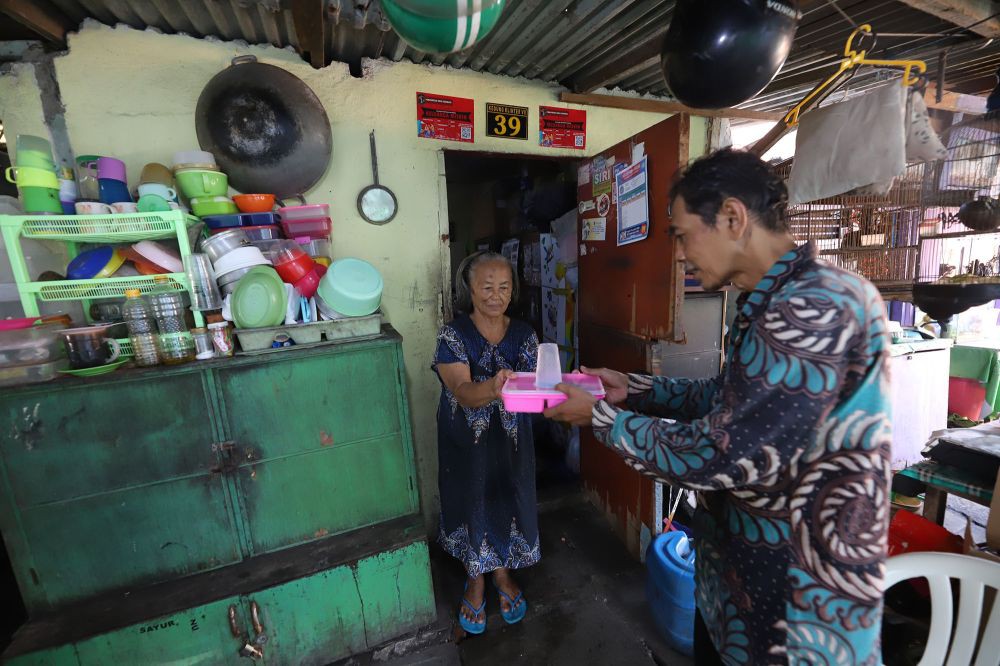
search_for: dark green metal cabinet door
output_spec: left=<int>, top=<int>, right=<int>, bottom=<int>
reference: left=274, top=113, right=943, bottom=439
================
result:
left=73, top=596, right=247, bottom=665
left=217, top=343, right=418, bottom=555
left=4, top=644, right=79, bottom=666
left=0, top=375, right=241, bottom=610
left=251, top=540, right=434, bottom=665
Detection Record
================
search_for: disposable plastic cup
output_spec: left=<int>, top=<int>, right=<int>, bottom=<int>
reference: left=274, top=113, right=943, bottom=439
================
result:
left=184, top=253, right=223, bottom=311
left=535, top=342, right=562, bottom=389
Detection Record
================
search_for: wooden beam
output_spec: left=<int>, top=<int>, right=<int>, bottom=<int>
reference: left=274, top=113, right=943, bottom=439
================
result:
left=571, top=38, right=662, bottom=94
left=896, top=0, right=1000, bottom=38
left=924, top=83, right=988, bottom=113
left=290, top=0, right=326, bottom=69
left=0, top=0, right=71, bottom=43
left=559, top=92, right=787, bottom=122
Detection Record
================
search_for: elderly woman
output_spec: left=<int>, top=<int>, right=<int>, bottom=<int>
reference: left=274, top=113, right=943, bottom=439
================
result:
left=433, top=251, right=540, bottom=635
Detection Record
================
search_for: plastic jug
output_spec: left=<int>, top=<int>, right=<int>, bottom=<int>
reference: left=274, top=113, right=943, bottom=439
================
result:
left=646, top=530, right=696, bottom=656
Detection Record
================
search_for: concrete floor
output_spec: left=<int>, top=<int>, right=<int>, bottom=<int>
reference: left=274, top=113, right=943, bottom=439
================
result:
left=335, top=492, right=693, bottom=666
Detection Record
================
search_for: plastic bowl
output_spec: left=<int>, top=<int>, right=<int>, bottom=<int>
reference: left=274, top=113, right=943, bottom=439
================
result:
left=274, top=251, right=314, bottom=284
left=172, top=150, right=216, bottom=168
left=212, top=246, right=271, bottom=275
left=191, top=197, right=238, bottom=218
left=317, top=258, right=383, bottom=317
left=233, top=194, right=276, bottom=213
left=177, top=170, right=228, bottom=199
left=292, top=267, right=321, bottom=299
left=67, top=246, right=123, bottom=280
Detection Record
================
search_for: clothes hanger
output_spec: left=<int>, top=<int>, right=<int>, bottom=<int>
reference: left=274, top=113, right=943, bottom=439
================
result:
left=784, top=24, right=928, bottom=126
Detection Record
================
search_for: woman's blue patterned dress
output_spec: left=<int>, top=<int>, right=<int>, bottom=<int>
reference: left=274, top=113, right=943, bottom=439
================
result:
left=433, top=314, right=541, bottom=577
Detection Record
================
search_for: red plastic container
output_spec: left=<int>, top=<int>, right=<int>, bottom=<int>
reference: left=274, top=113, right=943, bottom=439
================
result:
left=887, top=509, right=963, bottom=557
left=948, top=376, right=987, bottom=420
left=292, top=268, right=321, bottom=299
left=273, top=249, right=314, bottom=283
left=281, top=216, right=331, bottom=241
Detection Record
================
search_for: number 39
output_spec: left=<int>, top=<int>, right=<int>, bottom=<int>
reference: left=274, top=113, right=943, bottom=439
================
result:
left=494, top=114, right=521, bottom=136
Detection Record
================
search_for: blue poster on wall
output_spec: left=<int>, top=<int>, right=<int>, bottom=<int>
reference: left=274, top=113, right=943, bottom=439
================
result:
left=615, top=157, right=649, bottom=246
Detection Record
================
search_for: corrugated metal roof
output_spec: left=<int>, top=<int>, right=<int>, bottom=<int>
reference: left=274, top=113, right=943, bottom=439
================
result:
left=30, top=0, right=1000, bottom=111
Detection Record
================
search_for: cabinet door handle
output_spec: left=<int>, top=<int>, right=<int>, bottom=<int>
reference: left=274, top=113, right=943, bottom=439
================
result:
left=227, top=604, right=241, bottom=637
left=250, top=600, right=268, bottom=648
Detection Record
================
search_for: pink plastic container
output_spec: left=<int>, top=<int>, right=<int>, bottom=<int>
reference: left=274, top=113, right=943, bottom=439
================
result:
left=278, top=203, right=329, bottom=220
left=501, top=372, right=606, bottom=413
left=281, top=216, right=331, bottom=241
left=948, top=376, right=988, bottom=420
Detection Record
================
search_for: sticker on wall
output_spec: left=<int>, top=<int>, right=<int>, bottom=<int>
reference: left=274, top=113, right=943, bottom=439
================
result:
left=582, top=216, right=607, bottom=242
left=593, top=161, right=613, bottom=197
left=616, top=157, right=650, bottom=246
left=578, top=199, right=595, bottom=214
left=577, top=163, right=592, bottom=187
left=612, top=162, right=627, bottom=204
left=539, top=106, right=586, bottom=150
left=417, top=92, right=474, bottom=143
left=596, top=193, right=611, bottom=217
left=486, top=103, right=528, bottom=140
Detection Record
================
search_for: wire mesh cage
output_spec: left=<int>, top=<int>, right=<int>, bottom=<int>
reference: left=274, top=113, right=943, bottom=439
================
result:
left=916, top=112, right=1000, bottom=284
left=779, top=160, right=927, bottom=288
left=778, top=111, right=1000, bottom=290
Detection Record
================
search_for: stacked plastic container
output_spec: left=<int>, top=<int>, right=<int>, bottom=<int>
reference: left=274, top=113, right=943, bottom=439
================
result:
left=6, top=135, right=62, bottom=214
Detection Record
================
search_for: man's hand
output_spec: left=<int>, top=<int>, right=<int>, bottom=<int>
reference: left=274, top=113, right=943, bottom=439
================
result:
left=581, top=366, right=628, bottom=405
left=544, top=383, right=598, bottom=426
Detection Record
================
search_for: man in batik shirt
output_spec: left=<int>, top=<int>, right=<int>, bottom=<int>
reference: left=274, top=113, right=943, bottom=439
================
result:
left=547, top=149, right=891, bottom=665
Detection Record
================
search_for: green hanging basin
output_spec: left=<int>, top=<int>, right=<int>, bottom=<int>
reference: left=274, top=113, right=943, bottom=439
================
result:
left=383, top=0, right=506, bottom=54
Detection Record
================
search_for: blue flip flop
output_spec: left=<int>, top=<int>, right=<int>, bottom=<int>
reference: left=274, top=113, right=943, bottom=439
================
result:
left=494, top=582, right=528, bottom=624
left=458, top=582, right=486, bottom=635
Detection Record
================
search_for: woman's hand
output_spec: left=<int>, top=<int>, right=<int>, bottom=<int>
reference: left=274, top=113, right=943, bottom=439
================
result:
left=581, top=366, right=628, bottom=405
left=491, top=369, right=517, bottom=399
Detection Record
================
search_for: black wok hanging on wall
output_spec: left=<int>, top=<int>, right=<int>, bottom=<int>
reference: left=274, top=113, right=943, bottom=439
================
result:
left=195, top=56, right=333, bottom=198
left=661, top=0, right=800, bottom=109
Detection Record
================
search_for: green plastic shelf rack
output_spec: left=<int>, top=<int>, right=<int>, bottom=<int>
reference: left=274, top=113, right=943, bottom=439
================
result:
left=0, top=211, right=204, bottom=327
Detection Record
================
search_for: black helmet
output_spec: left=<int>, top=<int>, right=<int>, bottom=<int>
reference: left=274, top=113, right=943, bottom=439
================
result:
left=661, top=0, right=800, bottom=109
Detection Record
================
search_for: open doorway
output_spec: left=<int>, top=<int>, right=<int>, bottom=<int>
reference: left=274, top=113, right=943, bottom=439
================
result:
left=443, top=151, right=579, bottom=494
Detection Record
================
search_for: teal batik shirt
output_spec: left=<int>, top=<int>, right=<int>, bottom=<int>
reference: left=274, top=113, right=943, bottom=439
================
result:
left=591, top=243, right=892, bottom=665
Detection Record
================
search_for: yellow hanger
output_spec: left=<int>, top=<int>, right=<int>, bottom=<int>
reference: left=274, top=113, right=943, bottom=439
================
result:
left=784, top=24, right=927, bottom=126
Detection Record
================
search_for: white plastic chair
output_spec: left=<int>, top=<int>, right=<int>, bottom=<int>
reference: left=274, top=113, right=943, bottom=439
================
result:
left=884, top=551, right=1000, bottom=666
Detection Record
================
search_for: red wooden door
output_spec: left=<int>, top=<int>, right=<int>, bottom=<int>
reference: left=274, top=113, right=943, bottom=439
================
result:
left=577, top=114, right=689, bottom=559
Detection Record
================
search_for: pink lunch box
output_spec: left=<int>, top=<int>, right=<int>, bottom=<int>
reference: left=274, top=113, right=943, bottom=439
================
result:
left=501, top=372, right=606, bottom=413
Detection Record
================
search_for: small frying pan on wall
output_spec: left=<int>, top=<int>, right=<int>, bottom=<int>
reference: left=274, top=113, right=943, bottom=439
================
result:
left=195, top=56, right=333, bottom=198
left=358, top=131, right=398, bottom=225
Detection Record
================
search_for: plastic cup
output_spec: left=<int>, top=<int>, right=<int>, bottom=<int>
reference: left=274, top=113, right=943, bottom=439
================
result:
left=535, top=342, right=562, bottom=389
left=184, top=253, right=223, bottom=311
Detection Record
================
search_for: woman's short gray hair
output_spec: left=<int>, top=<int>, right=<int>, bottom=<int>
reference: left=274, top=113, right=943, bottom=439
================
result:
left=454, top=251, right=519, bottom=313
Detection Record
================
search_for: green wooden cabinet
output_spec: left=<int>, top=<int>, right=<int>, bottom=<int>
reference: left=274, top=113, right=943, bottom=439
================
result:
left=4, top=530, right=434, bottom=665
left=0, top=332, right=419, bottom=612
left=1, top=331, right=434, bottom=664
left=217, top=347, right=415, bottom=555
left=0, top=371, right=242, bottom=611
